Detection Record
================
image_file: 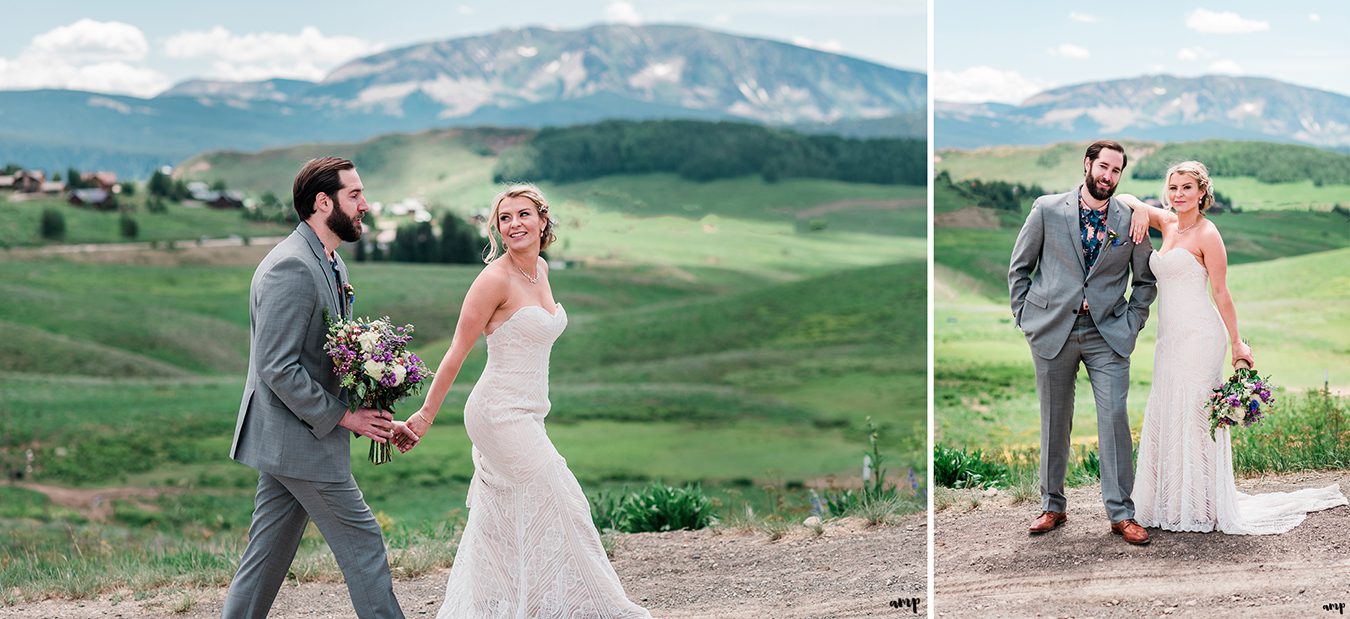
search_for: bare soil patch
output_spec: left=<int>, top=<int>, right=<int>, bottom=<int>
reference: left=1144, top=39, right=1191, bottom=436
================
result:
left=0, top=515, right=926, bottom=618
left=784, top=198, right=924, bottom=220
left=16, top=482, right=183, bottom=522
left=934, top=206, right=1001, bottom=230
left=935, top=470, right=1350, bottom=618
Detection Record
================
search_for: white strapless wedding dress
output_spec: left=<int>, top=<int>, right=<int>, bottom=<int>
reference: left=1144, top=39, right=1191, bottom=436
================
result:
left=437, top=305, right=652, bottom=618
left=1133, top=250, right=1346, bottom=534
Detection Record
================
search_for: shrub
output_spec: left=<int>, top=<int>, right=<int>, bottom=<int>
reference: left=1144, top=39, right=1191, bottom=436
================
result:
left=120, top=213, right=138, bottom=239
left=818, top=417, right=923, bottom=519
left=39, top=208, right=65, bottom=240
left=934, top=444, right=1010, bottom=489
left=589, top=482, right=715, bottom=533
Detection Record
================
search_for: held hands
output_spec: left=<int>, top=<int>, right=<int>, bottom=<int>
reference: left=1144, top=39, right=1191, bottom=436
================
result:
left=391, top=420, right=420, bottom=453
left=339, top=407, right=394, bottom=443
left=393, top=409, right=433, bottom=453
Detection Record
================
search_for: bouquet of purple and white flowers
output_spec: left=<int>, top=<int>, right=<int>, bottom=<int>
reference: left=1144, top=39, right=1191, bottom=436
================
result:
left=323, top=314, right=431, bottom=464
left=1208, top=366, right=1276, bottom=439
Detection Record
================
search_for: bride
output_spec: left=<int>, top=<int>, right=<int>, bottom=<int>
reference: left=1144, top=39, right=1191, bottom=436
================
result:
left=396, top=185, right=652, bottom=617
left=1119, top=161, right=1346, bottom=534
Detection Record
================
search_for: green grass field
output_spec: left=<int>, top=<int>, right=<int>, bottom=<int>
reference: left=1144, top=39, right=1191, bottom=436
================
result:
left=935, top=140, right=1349, bottom=474
left=935, top=147, right=1350, bottom=456
left=937, top=141, right=1350, bottom=211
left=0, top=195, right=295, bottom=248
left=0, top=126, right=926, bottom=601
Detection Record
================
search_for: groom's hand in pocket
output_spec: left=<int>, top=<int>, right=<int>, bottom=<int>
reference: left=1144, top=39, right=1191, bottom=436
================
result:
left=339, top=407, right=395, bottom=443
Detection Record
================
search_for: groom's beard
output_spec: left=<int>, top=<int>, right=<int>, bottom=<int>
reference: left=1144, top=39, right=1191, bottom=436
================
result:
left=1084, top=169, right=1118, bottom=201
left=327, top=206, right=363, bottom=243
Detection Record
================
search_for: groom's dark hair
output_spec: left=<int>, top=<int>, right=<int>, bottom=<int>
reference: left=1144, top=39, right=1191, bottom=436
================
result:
left=1085, top=140, right=1127, bottom=170
left=293, top=157, right=355, bottom=220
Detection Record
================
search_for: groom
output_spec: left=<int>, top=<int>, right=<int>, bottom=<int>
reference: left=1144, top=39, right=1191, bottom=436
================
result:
left=1008, top=140, right=1157, bottom=545
left=224, top=157, right=410, bottom=618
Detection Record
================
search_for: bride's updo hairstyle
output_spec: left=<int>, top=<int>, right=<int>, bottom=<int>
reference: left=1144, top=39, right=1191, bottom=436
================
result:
left=1163, top=160, right=1215, bottom=213
left=483, top=183, right=557, bottom=263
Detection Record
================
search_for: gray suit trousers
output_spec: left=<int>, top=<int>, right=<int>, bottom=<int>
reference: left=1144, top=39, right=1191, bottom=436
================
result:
left=222, top=472, right=403, bottom=619
left=1034, top=313, right=1135, bottom=522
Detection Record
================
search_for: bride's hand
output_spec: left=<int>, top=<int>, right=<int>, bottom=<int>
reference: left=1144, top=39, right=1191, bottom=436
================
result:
left=1129, top=206, right=1149, bottom=244
left=406, top=409, right=434, bottom=439
left=1231, top=341, right=1255, bottom=368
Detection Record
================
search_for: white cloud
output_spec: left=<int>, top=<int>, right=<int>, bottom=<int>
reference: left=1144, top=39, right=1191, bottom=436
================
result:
left=1049, top=43, right=1090, bottom=59
left=163, top=26, right=384, bottom=82
left=1309, top=13, right=1321, bottom=22
left=1176, top=46, right=1213, bottom=61
left=456, top=5, right=475, bottom=15
left=604, top=2, right=642, bottom=25
left=1184, top=9, right=1270, bottom=34
left=712, top=13, right=732, bottom=26
left=1208, top=59, right=1244, bottom=74
left=791, top=36, right=844, bottom=54
left=29, top=19, right=149, bottom=62
left=932, top=66, right=1043, bottom=104
left=0, top=19, right=168, bottom=97
left=1069, top=12, right=1099, bottom=23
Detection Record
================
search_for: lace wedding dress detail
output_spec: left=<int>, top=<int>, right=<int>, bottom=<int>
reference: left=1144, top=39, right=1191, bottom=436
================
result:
left=437, top=305, right=652, bottom=618
left=1133, top=251, right=1346, bottom=534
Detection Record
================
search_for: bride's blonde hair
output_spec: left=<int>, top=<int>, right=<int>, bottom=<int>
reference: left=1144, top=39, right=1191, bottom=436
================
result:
left=1163, top=161, right=1215, bottom=213
left=482, top=184, right=556, bottom=263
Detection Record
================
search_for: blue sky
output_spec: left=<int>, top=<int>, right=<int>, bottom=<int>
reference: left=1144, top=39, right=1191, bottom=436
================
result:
left=935, top=1, right=1350, bottom=103
left=0, top=0, right=925, bottom=98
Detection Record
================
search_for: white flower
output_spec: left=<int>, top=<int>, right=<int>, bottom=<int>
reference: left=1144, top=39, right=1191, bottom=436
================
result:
left=390, top=363, right=407, bottom=386
left=357, top=330, right=381, bottom=354
left=363, top=359, right=386, bottom=381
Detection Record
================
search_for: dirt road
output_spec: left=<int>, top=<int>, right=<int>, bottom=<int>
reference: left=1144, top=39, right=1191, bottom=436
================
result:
left=1, top=515, right=927, bottom=618
left=935, top=470, right=1350, bottom=618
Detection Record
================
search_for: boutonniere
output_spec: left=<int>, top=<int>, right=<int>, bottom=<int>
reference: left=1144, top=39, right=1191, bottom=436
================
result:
left=342, top=282, right=356, bottom=306
left=1107, top=229, right=1124, bottom=246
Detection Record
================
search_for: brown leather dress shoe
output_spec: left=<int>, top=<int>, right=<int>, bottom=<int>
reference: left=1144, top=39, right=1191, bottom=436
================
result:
left=1110, top=518, right=1151, bottom=545
left=1028, top=511, right=1067, bottom=534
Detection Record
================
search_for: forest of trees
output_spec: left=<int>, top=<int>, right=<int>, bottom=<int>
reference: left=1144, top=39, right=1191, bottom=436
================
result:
left=356, top=212, right=485, bottom=265
left=492, top=120, right=925, bottom=186
left=936, top=171, right=1046, bottom=213
left=1133, top=140, right=1350, bottom=185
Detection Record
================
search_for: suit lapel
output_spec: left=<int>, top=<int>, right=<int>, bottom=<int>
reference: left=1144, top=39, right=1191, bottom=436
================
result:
left=297, top=222, right=342, bottom=316
left=1062, top=188, right=1087, bottom=275
left=334, top=254, right=351, bottom=319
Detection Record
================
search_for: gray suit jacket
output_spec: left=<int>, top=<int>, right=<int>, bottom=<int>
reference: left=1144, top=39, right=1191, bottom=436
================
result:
left=1009, top=186, right=1157, bottom=359
left=230, top=222, right=354, bottom=483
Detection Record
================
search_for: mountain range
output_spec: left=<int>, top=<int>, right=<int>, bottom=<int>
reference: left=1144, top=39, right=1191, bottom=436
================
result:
left=937, top=75, right=1350, bottom=151
left=0, top=24, right=925, bottom=178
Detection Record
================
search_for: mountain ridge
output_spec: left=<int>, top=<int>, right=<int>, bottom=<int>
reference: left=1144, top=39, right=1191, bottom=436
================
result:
left=0, top=24, right=925, bottom=178
left=936, top=74, right=1350, bottom=150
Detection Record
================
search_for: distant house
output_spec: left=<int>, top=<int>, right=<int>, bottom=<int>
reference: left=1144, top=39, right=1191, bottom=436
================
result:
left=0, top=175, right=13, bottom=191
left=192, top=189, right=245, bottom=209
left=80, top=171, right=119, bottom=192
left=69, top=188, right=115, bottom=210
left=39, top=181, right=66, bottom=195
left=13, top=170, right=43, bottom=193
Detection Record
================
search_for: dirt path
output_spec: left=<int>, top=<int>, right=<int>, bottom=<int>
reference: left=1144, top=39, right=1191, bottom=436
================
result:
left=782, top=198, right=925, bottom=220
left=935, top=470, right=1350, bottom=618
left=15, top=482, right=182, bottom=522
left=0, top=515, right=926, bottom=618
